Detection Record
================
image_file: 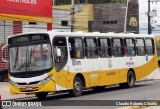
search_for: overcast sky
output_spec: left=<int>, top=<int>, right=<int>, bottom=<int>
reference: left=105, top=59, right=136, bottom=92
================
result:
left=139, top=0, right=160, bottom=35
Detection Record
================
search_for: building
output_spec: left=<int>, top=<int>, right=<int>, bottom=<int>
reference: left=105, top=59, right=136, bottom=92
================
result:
left=89, top=0, right=139, bottom=33
left=89, top=3, right=126, bottom=33
left=53, top=0, right=139, bottom=33
left=53, top=4, right=94, bottom=32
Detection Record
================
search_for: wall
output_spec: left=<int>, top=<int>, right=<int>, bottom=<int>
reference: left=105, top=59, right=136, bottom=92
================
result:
left=53, top=4, right=94, bottom=32
left=90, top=3, right=126, bottom=33
left=52, top=8, right=71, bottom=32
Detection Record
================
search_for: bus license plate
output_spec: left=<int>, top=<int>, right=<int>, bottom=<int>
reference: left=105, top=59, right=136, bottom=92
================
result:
left=26, top=87, right=32, bottom=91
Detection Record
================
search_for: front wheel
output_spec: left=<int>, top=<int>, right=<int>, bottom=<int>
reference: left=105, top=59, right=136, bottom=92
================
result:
left=70, top=77, right=83, bottom=97
left=35, top=92, right=48, bottom=99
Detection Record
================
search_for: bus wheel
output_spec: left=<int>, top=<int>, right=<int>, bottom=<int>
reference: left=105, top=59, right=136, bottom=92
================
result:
left=119, top=71, right=135, bottom=88
left=126, top=71, right=135, bottom=88
left=35, top=92, right=48, bottom=99
left=70, top=77, right=83, bottom=97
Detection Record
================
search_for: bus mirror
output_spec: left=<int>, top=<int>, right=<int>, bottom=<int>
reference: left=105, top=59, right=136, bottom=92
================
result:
left=1, top=44, right=8, bottom=63
left=56, top=48, right=61, bottom=57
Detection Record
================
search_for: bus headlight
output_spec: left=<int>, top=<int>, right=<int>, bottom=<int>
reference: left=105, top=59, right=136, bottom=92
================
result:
left=10, top=80, right=18, bottom=86
left=38, top=75, right=53, bottom=85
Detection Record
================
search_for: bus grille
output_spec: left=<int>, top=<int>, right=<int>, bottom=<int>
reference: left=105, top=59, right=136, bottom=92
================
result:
left=17, top=81, right=40, bottom=86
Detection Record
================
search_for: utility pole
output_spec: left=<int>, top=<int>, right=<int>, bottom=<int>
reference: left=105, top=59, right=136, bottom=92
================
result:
left=71, top=0, right=75, bottom=32
left=124, top=0, right=129, bottom=33
left=148, top=0, right=152, bottom=34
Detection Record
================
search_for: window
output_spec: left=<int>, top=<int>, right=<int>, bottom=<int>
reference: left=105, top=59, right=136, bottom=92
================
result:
left=124, top=38, right=136, bottom=56
left=136, top=39, right=145, bottom=55
left=61, top=21, right=68, bottom=26
left=69, top=37, right=84, bottom=58
left=98, top=38, right=112, bottom=57
left=85, top=38, right=98, bottom=58
left=29, top=22, right=37, bottom=25
left=145, top=39, right=154, bottom=55
left=112, top=38, right=124, bottom=56
left=53, top=37, right=68, bottom=71
left=113, top=20, right=117, bottom=24
left=103, top=20, right=117, bottom=25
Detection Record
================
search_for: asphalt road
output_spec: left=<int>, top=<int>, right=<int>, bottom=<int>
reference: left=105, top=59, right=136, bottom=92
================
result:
left=1, top=80, right=160, bottom=109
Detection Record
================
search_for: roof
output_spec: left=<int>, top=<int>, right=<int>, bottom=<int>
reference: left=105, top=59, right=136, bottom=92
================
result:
left=7, top=31, right=154, bottom=40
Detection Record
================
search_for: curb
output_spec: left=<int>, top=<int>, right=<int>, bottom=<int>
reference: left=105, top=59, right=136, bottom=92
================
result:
left=136, top=78, right=160, bottom=83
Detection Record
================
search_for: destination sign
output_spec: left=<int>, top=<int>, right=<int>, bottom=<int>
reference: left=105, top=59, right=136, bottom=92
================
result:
left=8, top=34, right=49, bottom=44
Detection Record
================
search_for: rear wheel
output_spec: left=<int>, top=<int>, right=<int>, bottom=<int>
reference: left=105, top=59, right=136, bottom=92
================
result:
left=119, top=70, right=135, bottom=88
left=70, top=77, right=83, bottom=97
left=35, top=92, right=48, bottom=99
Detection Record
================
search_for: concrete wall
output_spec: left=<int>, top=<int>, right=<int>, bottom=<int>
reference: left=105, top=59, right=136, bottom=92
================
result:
left=90, top=0, right=139, bottom=33
left=90, top=3, right=126, bottom=33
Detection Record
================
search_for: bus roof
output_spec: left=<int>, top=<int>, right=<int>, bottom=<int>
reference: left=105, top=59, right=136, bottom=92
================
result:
left=7, top=31, right=154, bottom=39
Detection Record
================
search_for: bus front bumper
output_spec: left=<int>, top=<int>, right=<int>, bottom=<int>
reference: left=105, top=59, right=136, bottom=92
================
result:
left=9, top=80, right=56, bottom=94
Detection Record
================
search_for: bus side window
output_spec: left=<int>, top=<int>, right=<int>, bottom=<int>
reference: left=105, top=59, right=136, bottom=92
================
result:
left=112, top=38, right=124, bottom=57
left=69, top=37, right=84, bottom=59
left=85, top=38, right=98, bottom=58
left=136, top=38, right=145, bottom=56
left=98, top=38, right=112, bottom=57
left=145, top=39, right=154, bottom=55
left=124, top=38, right=136, bottom=56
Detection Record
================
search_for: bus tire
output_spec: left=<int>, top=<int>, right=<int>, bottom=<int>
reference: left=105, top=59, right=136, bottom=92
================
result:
left=119, top=70, right=135, bottom=88
left=126, top=70, right=135, bottom=88
left=35, top=92, right=48, bottom=99
left=70, top=77, right=83, bottom=97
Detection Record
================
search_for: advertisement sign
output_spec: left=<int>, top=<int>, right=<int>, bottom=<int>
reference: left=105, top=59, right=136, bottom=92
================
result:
left=127, top=0, right=139, bottom=34
left=0, top=0, right=53, bottom=23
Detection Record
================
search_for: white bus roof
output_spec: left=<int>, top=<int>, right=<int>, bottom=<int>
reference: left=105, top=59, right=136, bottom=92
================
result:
left=7, top=31, right=154, bottom=39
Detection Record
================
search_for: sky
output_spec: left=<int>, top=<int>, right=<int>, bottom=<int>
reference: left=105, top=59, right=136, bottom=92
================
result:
left=139, top=0, right=160, bottom=35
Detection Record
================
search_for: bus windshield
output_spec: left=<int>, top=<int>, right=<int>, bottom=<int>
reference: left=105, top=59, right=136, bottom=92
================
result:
left=9, top=43, right=53, bottom=73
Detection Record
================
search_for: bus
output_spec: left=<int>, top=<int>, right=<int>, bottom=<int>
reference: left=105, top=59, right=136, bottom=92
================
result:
left=2, top=31, right=158, bottom=99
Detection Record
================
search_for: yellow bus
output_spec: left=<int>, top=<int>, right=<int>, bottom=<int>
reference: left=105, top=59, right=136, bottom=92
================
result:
left=2, top=31, right=158, bottom=99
